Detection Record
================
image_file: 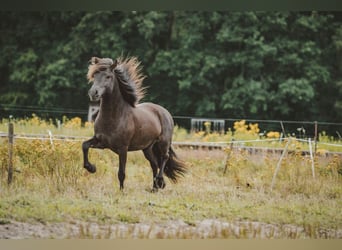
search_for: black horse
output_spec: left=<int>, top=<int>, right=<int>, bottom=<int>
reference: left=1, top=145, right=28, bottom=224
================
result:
left=82, top=56, right=186, bottom=191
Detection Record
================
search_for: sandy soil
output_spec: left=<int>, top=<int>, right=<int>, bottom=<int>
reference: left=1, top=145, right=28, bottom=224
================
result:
left=0, top=219, right=341, bottom=239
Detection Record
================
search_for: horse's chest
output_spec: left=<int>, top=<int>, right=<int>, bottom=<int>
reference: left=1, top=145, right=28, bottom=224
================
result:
left=94, top=122, right=132, bottom=148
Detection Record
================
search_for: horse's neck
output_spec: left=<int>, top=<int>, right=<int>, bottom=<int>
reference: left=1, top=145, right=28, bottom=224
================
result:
left=98, top=91, right=129, bottom=121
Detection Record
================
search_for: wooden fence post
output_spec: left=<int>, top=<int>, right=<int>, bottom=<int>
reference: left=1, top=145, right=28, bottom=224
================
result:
left=314, top=121, right=318, bottom=155
left=270, top=138, right=291, bottom=191
left=308, top=138, right=315, bottom=179
left=8, top=122, right=14, bottom=185
left=280, top=121, right=286, bottom=138
left=223, top=139, right=234, bottom=174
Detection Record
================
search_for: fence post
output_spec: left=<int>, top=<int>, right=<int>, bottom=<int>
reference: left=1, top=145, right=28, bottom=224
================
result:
left=308, top=138, right=315, bottom=179
left=270, top=138, right=291, bottom=191
left=8, top=122, right=14, bottom=185
left=314, top=121, right=318, bottom=155
left=223, top=139, right=234, bottom=174
left=280, top=121, right=286, bottom=138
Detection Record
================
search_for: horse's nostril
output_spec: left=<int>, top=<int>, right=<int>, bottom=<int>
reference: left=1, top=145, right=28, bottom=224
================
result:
left=88, top=88, right=100, bottom=101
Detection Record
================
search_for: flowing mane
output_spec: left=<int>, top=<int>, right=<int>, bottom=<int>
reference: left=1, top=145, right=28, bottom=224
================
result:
left=115, top=57, right=146, bottom=106
left=87, top=56, right=146, bottom=107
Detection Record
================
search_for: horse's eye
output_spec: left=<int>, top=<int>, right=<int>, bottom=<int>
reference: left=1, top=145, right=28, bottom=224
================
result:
left=106, top=75, right=111, bottom=79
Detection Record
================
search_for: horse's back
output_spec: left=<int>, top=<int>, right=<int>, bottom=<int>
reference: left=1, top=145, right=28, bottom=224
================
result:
left=136, top=102, right=174, bottom=135
left=137, top=102, right=171, bottom=118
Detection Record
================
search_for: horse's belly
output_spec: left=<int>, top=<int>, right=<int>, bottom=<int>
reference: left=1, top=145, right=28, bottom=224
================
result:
left=128, top=132, right=159, bottom=151
left=128, top=145, right=147, bottom=151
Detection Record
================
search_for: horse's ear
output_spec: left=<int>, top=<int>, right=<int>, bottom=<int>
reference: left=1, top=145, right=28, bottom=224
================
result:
left=90, top=57, right=100, bottom=65
left=110, top=59, right=118, bottom=71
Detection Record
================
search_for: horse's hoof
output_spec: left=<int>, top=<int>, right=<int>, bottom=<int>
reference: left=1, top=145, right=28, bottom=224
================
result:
left=154, top=177, right=166, bottom=189
left=84, top=163, right=96, bottom=173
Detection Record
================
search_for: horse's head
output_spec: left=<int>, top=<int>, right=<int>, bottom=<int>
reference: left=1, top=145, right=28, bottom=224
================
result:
left=87, top=56, right=145, bottom=106
left=87, top=57, right=117, bottom=102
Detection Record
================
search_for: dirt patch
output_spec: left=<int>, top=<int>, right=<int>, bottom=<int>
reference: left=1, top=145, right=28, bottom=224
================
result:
left=0, top=219, right=341, bottom=239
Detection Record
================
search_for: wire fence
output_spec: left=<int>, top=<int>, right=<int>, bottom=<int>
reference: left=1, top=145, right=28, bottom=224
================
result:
left=1, top=130, right=342, bottom=152
left=2, top=122, right=342, bottom=189
left=173, top=116, right=342, bottom=140
left=1, top=103, right=342, bottom=139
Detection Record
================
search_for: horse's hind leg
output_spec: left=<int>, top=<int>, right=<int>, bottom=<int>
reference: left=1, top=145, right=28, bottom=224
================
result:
left=153, top=141, right=170, bottom=189
left=143, top=145, right=159, bottom=192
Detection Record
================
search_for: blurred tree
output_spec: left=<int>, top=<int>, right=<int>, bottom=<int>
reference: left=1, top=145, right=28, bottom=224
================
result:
left=0, top=11, right=341, bottom=123
left=331, top=25, right=342, bottom=121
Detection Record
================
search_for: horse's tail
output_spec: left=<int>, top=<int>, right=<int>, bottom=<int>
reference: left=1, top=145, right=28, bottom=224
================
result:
left=164, top=147, right=187, bottom=183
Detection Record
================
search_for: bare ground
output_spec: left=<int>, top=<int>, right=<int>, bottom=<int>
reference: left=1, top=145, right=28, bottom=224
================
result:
left=0, top=219, right=341, bottom=239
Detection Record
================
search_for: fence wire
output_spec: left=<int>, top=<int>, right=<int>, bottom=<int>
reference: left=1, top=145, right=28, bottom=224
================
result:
left=1, top=132, right=341, bottom=150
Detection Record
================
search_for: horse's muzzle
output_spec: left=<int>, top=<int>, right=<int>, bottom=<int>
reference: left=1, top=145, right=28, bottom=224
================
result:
left=88, top=88, right=100, bottom=101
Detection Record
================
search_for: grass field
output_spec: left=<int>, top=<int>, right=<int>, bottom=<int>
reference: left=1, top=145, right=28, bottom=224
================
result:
left=0, top=116, right=341, bottom=238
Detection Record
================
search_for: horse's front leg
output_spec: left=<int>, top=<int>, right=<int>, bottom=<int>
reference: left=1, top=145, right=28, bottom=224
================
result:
left=82, top=136, right=102, bottom=173
left=117, top=148, right=128, bottom=190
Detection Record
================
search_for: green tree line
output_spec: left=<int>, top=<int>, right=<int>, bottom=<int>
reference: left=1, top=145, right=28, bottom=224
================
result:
left=0, top=11, right=341, bottom=122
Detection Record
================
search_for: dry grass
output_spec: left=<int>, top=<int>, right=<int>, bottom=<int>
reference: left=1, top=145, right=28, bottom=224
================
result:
left=0, top=136, right=341, bottom=238
left=0, top=116, right=341, bottom=238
